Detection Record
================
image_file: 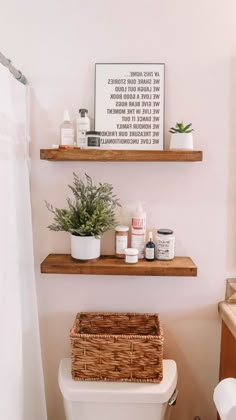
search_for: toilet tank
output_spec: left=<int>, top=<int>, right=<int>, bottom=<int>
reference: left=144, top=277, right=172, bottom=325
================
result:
left=58, top=358, right=177, bottom=420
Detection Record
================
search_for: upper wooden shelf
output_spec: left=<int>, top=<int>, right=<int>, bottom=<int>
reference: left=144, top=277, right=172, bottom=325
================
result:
left=40, top=148, right=203, bottom=162
left=41, top=254, right=197, bottom=277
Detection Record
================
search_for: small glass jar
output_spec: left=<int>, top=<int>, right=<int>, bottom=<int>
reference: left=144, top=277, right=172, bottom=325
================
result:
left=115, top=226, right=129, bottom=258
left=156, top=229, right=175, bottom=260
left=85, top=131, right=101, bottom=148
left=124, top=248, right=139, bottom=264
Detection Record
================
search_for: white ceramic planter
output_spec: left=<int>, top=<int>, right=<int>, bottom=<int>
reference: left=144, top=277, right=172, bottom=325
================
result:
left=71, top=235, right=101, bottom=260
left=169, top=133, right=194, bottom=150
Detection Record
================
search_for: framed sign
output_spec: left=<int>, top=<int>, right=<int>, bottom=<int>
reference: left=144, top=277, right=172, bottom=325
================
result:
left=95, top=63, right=164, bottom=150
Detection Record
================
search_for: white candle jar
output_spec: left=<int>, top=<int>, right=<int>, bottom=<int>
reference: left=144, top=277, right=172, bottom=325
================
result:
left=124, top=248, right=139, bottom=264
left=156, top=229, right=175, bottom=260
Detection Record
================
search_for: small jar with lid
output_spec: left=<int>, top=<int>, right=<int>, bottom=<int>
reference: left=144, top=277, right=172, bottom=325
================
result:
left=115, top=226, right=129, bottom=258
left=85, top=131, right=101, bottom=149
left=156, top=229, right=175, bottom=260
left=124, top=248, right=139, bottom=264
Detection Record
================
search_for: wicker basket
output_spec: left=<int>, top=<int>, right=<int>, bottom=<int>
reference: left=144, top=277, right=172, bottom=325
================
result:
left=70, top=312, right=164, bottom=383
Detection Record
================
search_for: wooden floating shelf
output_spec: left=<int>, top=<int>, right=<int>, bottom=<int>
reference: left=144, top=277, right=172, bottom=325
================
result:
left=41, top=254, right=197, bottom=277
left=40, top=149, right=203, bottom=162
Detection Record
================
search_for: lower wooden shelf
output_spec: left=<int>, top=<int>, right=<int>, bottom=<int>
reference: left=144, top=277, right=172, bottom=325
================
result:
left=40, top=254, right=197, bottom=276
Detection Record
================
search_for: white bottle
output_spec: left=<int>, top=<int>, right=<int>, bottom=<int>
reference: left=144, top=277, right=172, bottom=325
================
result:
left=131, top=203, right=146, bottom=259
left=60, top=110, right=75, bottom=146
left=76, top=109, right=90, bottom=148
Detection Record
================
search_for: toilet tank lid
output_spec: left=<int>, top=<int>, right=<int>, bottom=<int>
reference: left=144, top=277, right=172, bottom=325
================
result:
left=58, top=358, right=177, bottom=404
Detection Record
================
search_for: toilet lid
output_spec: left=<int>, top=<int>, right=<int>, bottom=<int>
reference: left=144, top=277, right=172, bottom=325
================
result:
left=58, top=358, right=177, bottom=404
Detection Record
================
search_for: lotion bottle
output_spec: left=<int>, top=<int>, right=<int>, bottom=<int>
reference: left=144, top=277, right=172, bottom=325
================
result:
left=60, top=110, right=75, bottom=146
left=131, top=203, right=146, bottom=259
left=76, top=108, right=90, bottom=148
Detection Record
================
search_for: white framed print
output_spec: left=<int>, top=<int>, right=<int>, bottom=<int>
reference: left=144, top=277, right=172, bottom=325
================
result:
left=95, top=63, right=165, bottom=150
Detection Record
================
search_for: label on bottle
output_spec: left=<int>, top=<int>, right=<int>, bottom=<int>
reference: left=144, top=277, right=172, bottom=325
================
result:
left=87, top=136, right=100, bottom=147
left=132, top=217, right=145, bottom=230
left=131, top=232, right=145, bottom=258
left=76, top=119, right=90, bottom=148
left=145, top=248, right=155, bottom=260
left=116, top=235, right=128, bottom=256
left=61, top=128, right=74, bottom=145
left=77, top=129, right=86, bottom=148
left=156, top=236, right=175, bottom=260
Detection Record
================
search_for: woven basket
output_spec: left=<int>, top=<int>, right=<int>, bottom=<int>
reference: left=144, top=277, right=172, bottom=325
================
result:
left=70, top=312, right=164, bottom=383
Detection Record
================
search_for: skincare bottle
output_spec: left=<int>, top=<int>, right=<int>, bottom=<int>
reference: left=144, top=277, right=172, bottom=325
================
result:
left=76, top=108, right=90, bottom=148
left=156, top=229, right=175, bottom=260
left=131, top=203, right=146, bottom=259
left=115, top=226, right=129, bottom=258
left=145, top=231, right=155, bottom=261
left=60, top=110, right=75, bottom=146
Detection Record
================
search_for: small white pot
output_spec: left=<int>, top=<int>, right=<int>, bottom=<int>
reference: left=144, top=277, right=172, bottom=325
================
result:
left=169, top=133, right=194, bottom=150
left=71, top=235, right=101, bottom=260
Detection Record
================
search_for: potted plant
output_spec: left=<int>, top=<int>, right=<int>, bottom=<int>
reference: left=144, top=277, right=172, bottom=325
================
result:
left=45, top=173, right=121, bottom=260
left=169, top=121, right=194, bottom=150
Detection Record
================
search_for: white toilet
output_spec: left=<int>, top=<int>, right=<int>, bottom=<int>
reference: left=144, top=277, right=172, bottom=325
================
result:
left=58, top=358, right=178, bottom=420
left=214, top=378, right=236, bottom=420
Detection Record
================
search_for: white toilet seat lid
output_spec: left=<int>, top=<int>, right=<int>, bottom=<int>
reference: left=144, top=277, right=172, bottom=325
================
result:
left=58, top=358, right=177, bottom=404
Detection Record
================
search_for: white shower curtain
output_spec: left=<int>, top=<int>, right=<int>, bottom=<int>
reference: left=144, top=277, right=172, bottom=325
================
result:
left=0, top=65, right=47, bottom=420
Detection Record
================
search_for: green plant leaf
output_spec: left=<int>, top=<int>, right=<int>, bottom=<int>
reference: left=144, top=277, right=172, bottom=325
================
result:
left=169, top=121, right=194, bottom=133
left=183, top=123, right=192, bottom=131
left=45, top=173, right=121, bottom=237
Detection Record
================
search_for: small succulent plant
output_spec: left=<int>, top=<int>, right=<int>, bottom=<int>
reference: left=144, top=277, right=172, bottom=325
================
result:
left=169, top=122, right=194, bottom=134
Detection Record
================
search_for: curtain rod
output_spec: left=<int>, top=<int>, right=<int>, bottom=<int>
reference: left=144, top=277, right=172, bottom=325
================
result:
left=0, top=52, right=27, bottom=85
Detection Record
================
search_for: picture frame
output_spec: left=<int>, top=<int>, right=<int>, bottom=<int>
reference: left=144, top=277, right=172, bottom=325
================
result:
left=95, top=63, right=165, bottom=150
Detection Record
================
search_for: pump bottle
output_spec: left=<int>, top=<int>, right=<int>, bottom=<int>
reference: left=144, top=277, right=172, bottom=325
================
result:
left=131, top=203, right=146, bottom=259
left=76, top=109, right=90, bottom=148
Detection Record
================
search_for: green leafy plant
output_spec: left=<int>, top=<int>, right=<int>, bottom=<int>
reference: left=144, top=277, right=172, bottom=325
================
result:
left=45, top=173, right=121, bottom=238
left=169, top=122, right=194, bottom=134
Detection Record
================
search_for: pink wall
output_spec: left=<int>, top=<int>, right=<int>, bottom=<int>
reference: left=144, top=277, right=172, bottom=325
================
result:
left=2, top=0, right=236, bottom=418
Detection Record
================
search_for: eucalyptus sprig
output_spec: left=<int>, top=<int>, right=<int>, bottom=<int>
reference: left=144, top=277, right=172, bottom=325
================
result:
left=45, top=173, right=121, bottom=238
left=169, top=122, right=194, bottom=134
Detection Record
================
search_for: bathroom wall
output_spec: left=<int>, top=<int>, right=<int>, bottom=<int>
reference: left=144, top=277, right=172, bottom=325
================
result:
left=2, top=0, right=236, bottom=419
